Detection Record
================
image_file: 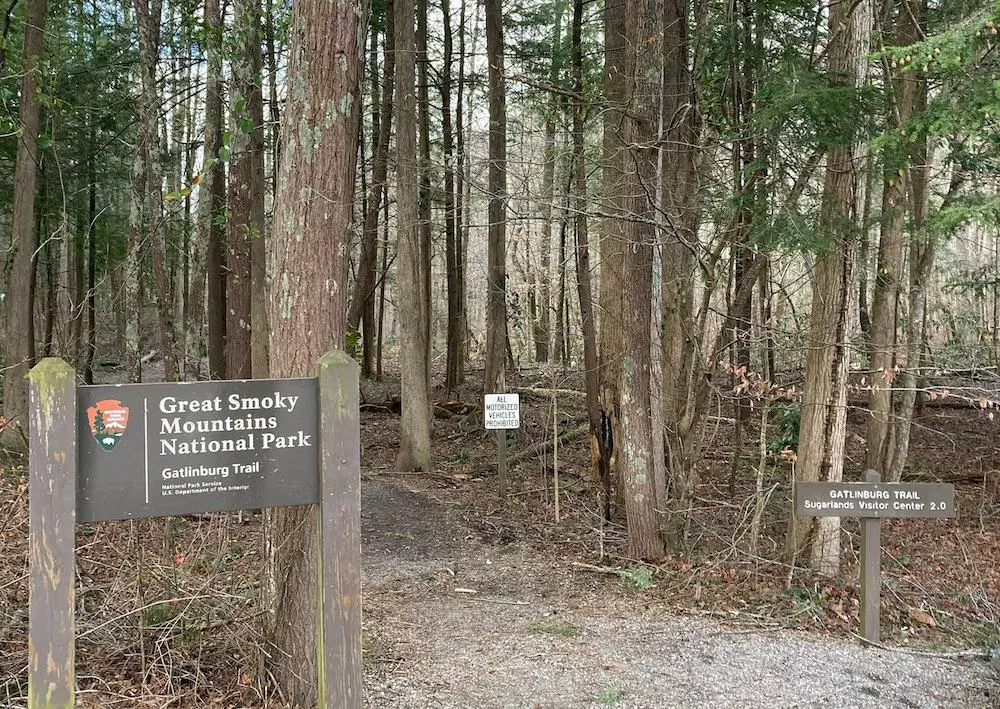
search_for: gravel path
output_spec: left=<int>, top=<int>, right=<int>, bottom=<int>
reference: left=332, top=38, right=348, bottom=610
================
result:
left=359, top=480, right=997, bottom=709
left=367, top=598, right=993, bottom=708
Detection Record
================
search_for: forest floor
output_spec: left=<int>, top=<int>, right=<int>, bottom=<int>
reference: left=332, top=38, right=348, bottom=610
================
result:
left=2, top=364, right=1000, bottom=707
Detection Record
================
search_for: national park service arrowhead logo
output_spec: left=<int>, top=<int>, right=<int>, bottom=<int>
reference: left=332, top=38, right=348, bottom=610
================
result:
left=88, top=399, right=130, bottom=451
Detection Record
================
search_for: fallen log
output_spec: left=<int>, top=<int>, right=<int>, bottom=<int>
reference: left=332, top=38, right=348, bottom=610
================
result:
left=475, top=423, right=589, bottom=473
left=359, top=398, right=478, bottom=418
left=512, top=386, right=587, bottom=399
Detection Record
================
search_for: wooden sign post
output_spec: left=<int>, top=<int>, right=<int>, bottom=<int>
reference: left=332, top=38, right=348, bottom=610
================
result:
left=794, top=470, right=955, bottom=643
left=27, top=351, right=361, bottom=708
left=484, top=393, right=520, bottom=500
left=27, top=358, right=77, bottom=709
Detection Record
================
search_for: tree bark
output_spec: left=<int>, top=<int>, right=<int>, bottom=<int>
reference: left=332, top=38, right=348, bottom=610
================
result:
left=660, top=0, right=705, bottom=550
left=598, top=0, right=627, bottom=515
left=866, top=0, right=919, bottom=474
left=84, top=140, right=97, bottom=384
left=417, top=0, right=432, bottom=354
left=535, top=3, right=565, bottom=363
left=483, top=0, right=507, bottom=396
left=571, top=0, right=598, bottom=433
left=348, top=0, right=394, bottom=379
left=453, top=0, right=468, bottom=384
left=886, top=45, right=934, bottom=483
left=227, top=0, right=267, bottom=380
left=789, top=0, right=872, bottom=575
left=618, top=0, right=665, bottom=560
left=125, top=154, right=144, bottom=382
left=443, top=0, right=462, bottom=390
left=394, top=0, right=432, bottom=471
left=264, top=0, right=367, bottom=699
left=599, top=0, right=626, bottom=385
left=193, top=0, right=227, bottom=381
left=1, top=0, right=47, bottom=446
left=135, top=0, right=178, bottom=381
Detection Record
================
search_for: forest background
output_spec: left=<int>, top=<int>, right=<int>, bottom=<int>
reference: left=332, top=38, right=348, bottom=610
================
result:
left=1, top=0, right=1000, bottom=703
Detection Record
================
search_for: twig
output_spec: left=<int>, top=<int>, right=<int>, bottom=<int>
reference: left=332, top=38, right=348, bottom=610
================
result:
left=851, top=634, right=990, bottom=660
left=77, top=593, right=251, bottom=639
left=570, top=561, right=627, bottom=575
left=462, top=597, right=531, bottom=606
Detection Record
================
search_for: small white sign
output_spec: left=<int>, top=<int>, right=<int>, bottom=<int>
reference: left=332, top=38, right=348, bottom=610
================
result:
left=484, top=393, right=520, bottom=430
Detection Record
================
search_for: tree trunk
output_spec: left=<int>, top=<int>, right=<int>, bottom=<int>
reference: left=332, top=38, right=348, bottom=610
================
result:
left=443, top=0, right=462, bottom=390
left=227, top=0, right=267, bottom=380
left=394, top=0, right=432, bottom=471
left=866, top=0, right=919, bottom=474
left=789, top=0, right=872, bottom=575
left=1, top=0, right=46, bottom=447
left=417, top=0, right=432, bottom=356
left=377, top=193, right=390, bottom=379
left=535, top=4, right=565, bottom=363
left=571, top=0, right=598, bottom=433
left=597, top=0, right=627, bottom=515
left=247, top=6, right=269, bottom=380
left=554, top=202, right=567, bottom=365
left=348, top=0, right=394, bottom=379
left=84, top=143, right=97, bottom=384
left=125, top=154, right=144, bottom=382
left=618, top=0, right=665, bottom=560
left=41, top=178, right=53, bottom=358
left=483, top=0, right=507, bottom=396
left=660, top=0, right=705, bottom=550
left=886, top=44, right=934, bottom=483
left=263, top=0, right=280, bottom=190
left=454, top=0, right=467, bottom=385
left=69, top=132, right=86, bottom=362
left=360, top=16, right=380, bottom=379
left=135, top=0, right=178, bottom=381
left=191, top=0, right=226, bottom=381
left=264, top=0, right=367, bottom=699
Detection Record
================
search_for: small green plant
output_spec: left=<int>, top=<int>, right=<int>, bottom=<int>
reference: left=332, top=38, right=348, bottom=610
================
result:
left=385, top=530, right=415, bottom=540
left=530, top=620, right=581, bottom=638
left=780, top=585, right=814, bottom=602
left=142, top=601, right=178, bottom=628
left=346, top=326, right=363, bottom=362
left=180, top=626, right=203, bottom=649
left=599, top=687, right=623, bottom=705
left=768, top=402, right=801, bottom=455
left=451, top=450, right=472, bottom=464
left=617, top=565, right=653, bottom=589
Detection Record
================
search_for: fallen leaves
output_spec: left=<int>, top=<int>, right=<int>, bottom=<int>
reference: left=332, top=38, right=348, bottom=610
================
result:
left=908, top=607, right=938, bottom=627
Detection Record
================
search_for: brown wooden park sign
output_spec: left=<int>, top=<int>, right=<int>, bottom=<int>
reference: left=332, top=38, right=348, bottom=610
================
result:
left=794, top=470, right=955, bottom=643
left=27, top=352, right=361, bottom=709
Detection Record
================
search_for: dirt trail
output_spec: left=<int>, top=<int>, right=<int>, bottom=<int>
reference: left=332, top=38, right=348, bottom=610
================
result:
left=359, top=479, right=997, bottom=709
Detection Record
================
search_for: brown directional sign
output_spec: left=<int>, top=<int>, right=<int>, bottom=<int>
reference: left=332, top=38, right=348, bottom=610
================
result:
left=795, top=481, right=955, bottom=518
left=77, top=378, right=319, bottom=522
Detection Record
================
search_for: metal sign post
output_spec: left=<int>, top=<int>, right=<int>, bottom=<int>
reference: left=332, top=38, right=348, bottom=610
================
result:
left=794, top=470, right=955, bottom=643
left=27, top=352, right=361, bottom=709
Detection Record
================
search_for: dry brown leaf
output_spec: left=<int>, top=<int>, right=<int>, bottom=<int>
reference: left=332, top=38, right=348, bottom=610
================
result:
left=908, top=607, right=937, bottom=627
